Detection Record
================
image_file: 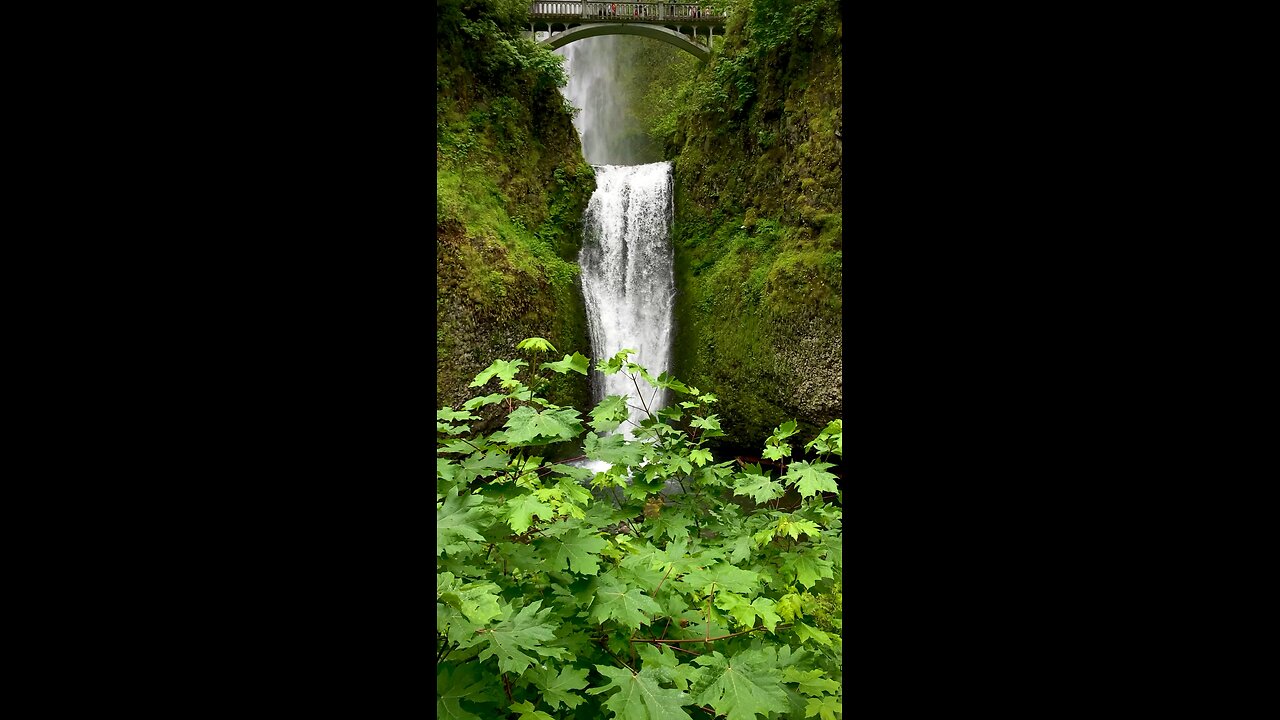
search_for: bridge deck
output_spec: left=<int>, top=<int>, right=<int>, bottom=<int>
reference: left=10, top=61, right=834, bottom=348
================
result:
left=530, top=2, right=725, bottom=25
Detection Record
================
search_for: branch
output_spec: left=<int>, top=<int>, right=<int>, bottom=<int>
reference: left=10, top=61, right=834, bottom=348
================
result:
left=705, top=585, right=714, bottom=642
left=501, top=672, right=514, bottom=704
left=597, top=637, right=636, bottom=673
left=629, top=373, right=656, bottom=421
left=667, top=644, right=702, bottom=657
left=654, top=563, right=675, bottom=594
left=630, top=625, right=792, bottom=644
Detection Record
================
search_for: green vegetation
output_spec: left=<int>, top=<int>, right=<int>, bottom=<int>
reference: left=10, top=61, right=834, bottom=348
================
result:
left=439, top=341, right=842, bottom=719
left=437, top=0, right=598, bottom=431
left=628, top=0, right=843, bottom=452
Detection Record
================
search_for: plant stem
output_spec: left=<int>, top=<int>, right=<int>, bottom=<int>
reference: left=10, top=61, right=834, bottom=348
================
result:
left=666, top=644, right=701, bottom=657
left=630, top=625, right=792, bottom=644
left=705, top=584, right=714, bottom=643
left=529, top=352, right=539, bottom=403
left=654, top=563, right=675, bottom=594
left=629, top=373, right=655, bottom=421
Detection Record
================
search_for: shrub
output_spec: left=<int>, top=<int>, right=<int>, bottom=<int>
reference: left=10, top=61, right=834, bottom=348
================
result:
left=438, top=342, right=843, bottom=719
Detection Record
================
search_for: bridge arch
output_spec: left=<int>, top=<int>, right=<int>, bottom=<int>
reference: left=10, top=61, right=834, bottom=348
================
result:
left=539, top=23, right=710, bottom=61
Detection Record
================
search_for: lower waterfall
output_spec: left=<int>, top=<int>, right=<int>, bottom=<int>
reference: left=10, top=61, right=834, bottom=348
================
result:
left=579, top=161, right=676, bottom=439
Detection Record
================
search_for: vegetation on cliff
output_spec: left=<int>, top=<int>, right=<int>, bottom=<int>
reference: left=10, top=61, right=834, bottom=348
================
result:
left=631, top=0, right=843, bottom=454
left=437, top=0, right=597, bottom=432
left=439, top=342, right=842, bottom=719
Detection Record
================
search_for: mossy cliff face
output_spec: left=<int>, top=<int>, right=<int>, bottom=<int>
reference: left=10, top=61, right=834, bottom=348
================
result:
left=654, top=0, right=842, bottom=454
left=436, top=1, right=596, bottom=431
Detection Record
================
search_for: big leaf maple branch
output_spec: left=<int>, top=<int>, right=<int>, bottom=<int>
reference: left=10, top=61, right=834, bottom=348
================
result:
left=630, top=625, right=792, bottom=644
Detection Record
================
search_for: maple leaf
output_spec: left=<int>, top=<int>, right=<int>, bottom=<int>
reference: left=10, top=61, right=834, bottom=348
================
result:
left=790, top=551, right=835, bottom=589
left=509, top=700, right=555, bottom=720
left=516, top=336, right=557, bottom=353
left=727, top=534, right=755, bottom=564
left=771, top=420, right=799, bottom=440
left=538, top=529, right=608, bottom=575
left=585, top=431, right=648, bottom=465
left=749, top=597, right=782, bottom=632
left=677, top=562, right=760, bottom=596
left=792, top=622, right=834, bottom=648
left=690, top=650, right=790, bottom=720
left=588, top=665, right=693, bottom=720
left=590, top=579, right=662, bottom=630
left=805, top=695, right=842, bottom=719
left=439, top=439, right=478, bottom=455
left=782, top=667, right=841, bottom=697
left=438, top=407, right=480, bottom=423
left=438, top=663, right=490, bottom=720
left=595, top=349, right=636, bottom=375
left=665, top=454, right=694, bottom=477
left=732, top=473, right=784, bottom=504
left=540, top=351, right=590, bottom=376
left=503, top=406, right=584, bottom=444
left=688, top=448, right=714, bottom=467
left=438, top=458, right=459, bottom=483
left=714, top=591, right=759, bottom=628
left=476, top=600, right=565, bottom=675
left=437, top=490, right=486, bottom=556
left=504, top=492, right=556, bottom=534
left=783, top=461, right=839, bottom=499
left=437, top=572, right=503, bottom=625
left=636, top=644, right=700, bottom=691
left=761, top=443, right=790, bottom=461
left=547, top=462, right=595, bottom=482
left=470, top=358, right=528, bottom=388
left=460, top=451, right=510, bottom=480
left=689, top=414, right=722, bottom=433
left=644, top=508, right=694, bottom=542
left=653, top=371, right=693, bottom=394
left=804, top=419, right=842, bottom=457
left=771, top=517, right=820, bottom=542
left=613, top=553, right=669, bottom=592
left=527, top=665, right=590, bottom=710
left=438, top=421, right=472, bottom=435
left=462, top=392, right=506, bottom=411
left=774, top=593, right=805, bottom=623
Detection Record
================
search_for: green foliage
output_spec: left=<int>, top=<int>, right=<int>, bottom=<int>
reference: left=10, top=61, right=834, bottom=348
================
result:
left=439, top=343, right=841, bottom=718
left=436, top=0, right=596, bottom=424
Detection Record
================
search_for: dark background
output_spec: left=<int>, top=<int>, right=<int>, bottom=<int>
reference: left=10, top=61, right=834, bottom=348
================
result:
left=97, top=4, right=1176, bottom=714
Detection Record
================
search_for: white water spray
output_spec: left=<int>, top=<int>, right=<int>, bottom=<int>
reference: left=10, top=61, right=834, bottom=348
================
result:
left=579, top=161, right=676, bottom=438
left=557, top=36, right=657, bottom=165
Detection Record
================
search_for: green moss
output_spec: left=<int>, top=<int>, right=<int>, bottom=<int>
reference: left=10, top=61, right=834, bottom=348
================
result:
left=661, top=0, right=841, bottom=453
left=436, top=2, right=597, bottom=456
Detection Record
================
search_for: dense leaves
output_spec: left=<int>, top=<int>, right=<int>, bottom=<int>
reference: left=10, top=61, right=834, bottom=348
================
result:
left=438, top=341, right=841, bottom=718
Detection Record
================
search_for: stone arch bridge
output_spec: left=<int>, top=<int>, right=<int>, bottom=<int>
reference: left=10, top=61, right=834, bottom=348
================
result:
left=529, top=2, right=726, bottom=61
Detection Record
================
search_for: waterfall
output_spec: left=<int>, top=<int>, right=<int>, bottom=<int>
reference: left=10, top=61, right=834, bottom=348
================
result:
left=552, top=36, right=676, bottom=489
left=557, top=36, right=657, bottom=166
left=579, top=162, right=676, bottom=438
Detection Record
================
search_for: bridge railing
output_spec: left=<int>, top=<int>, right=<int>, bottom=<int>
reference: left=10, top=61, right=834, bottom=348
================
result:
left=529, top=2, right=726, bottom=21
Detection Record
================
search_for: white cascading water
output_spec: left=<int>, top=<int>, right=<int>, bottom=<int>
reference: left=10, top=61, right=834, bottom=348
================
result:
left=541, top=34, right=677, bottom=485
left=579, top=161, right=676, bottom=438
